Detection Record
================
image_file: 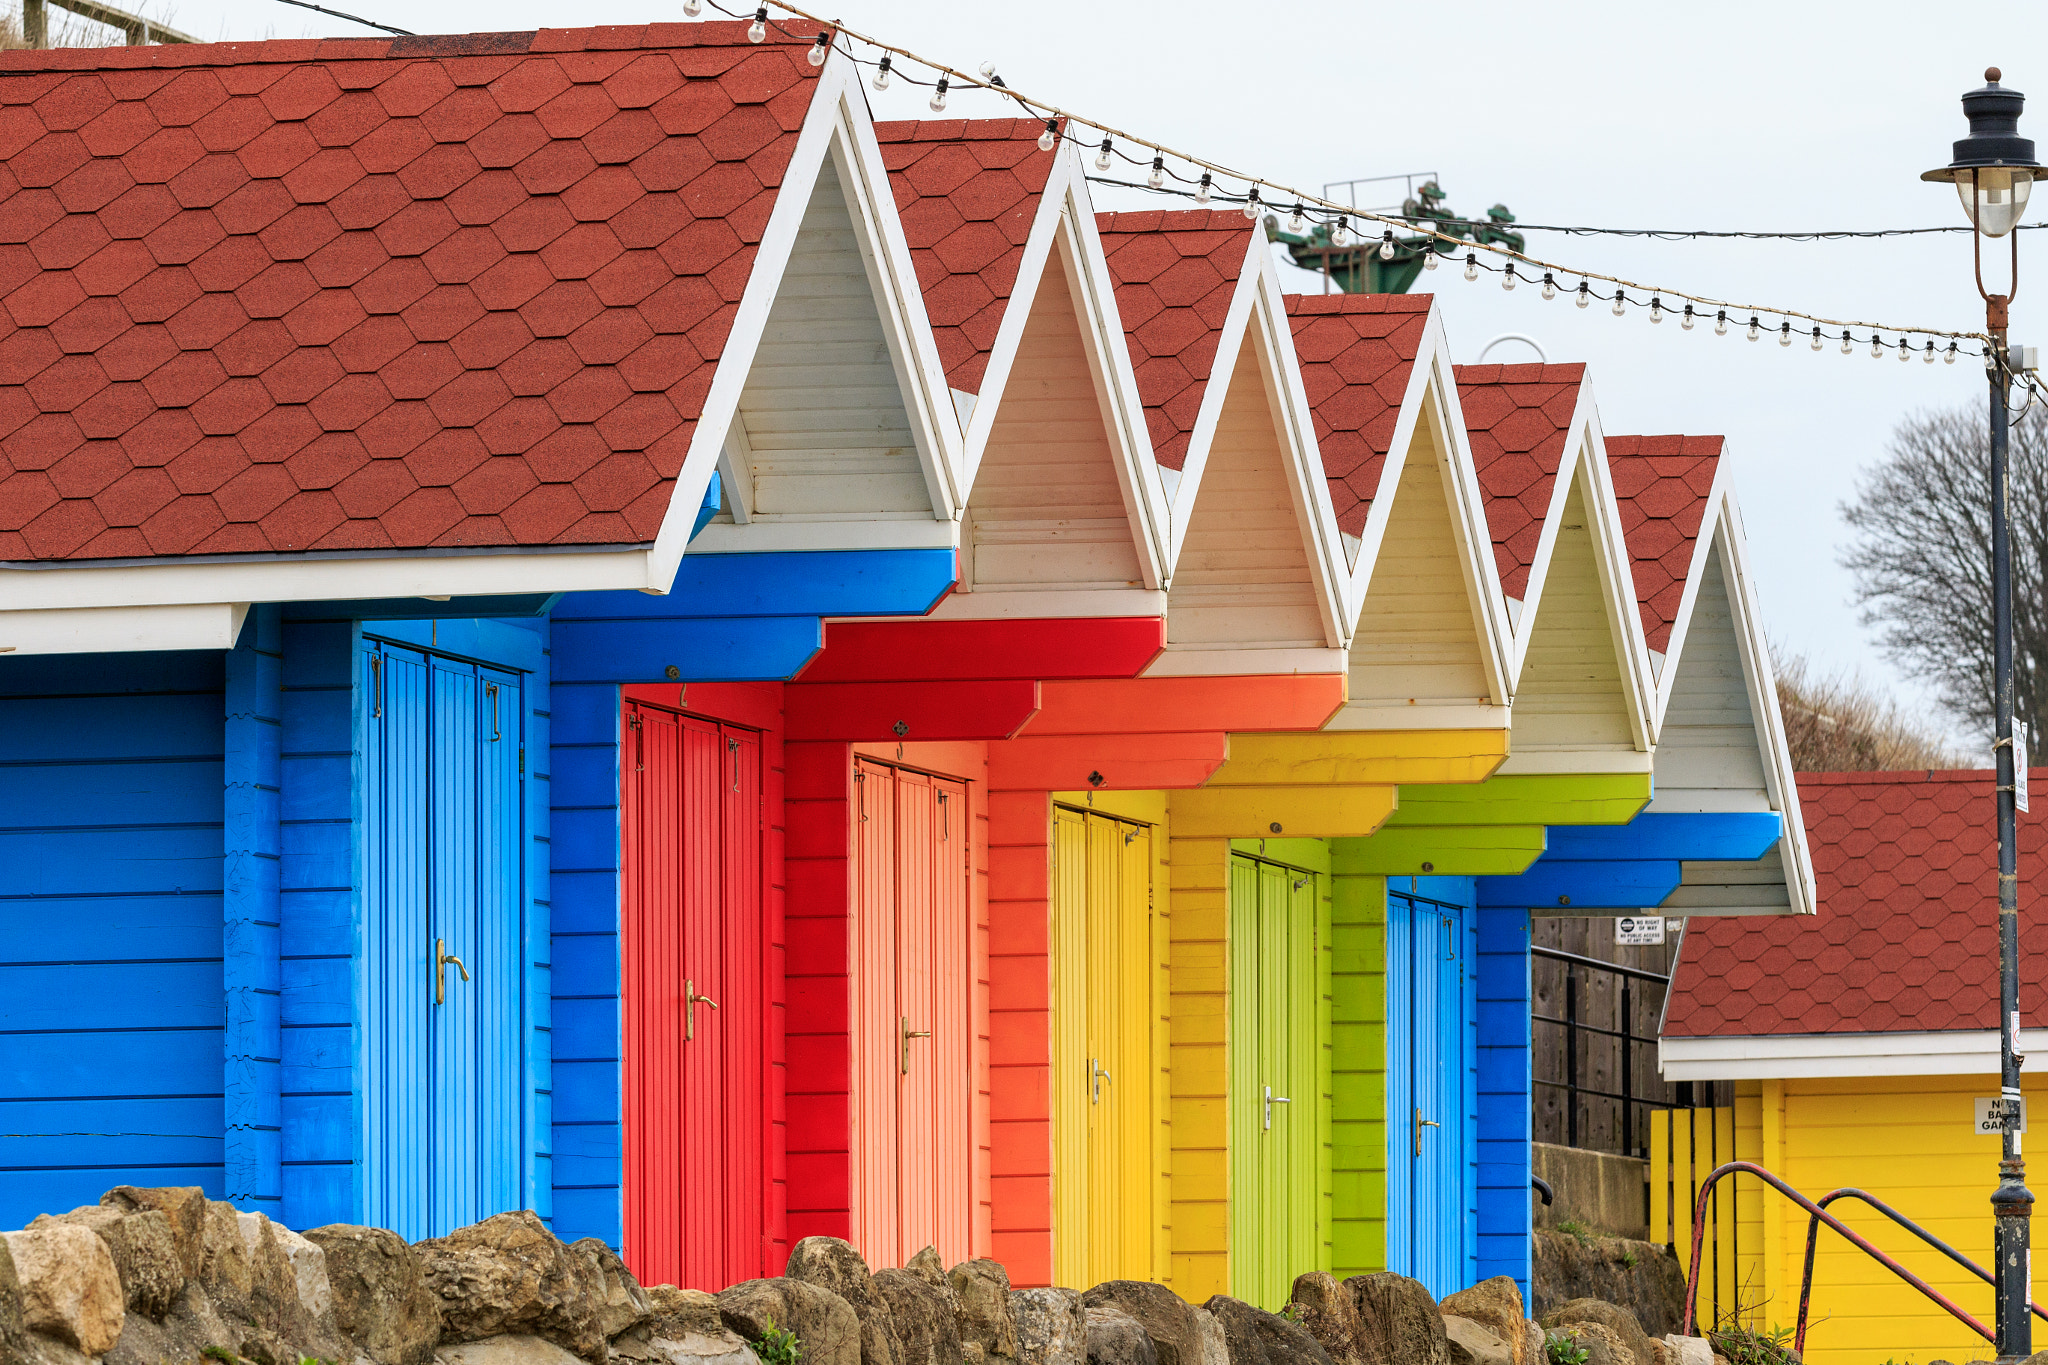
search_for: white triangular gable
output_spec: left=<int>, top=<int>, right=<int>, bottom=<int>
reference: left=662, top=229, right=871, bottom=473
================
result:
left=1324, top=310, right=1515, bottom=730
left=652, top=53, right=964, bottom=575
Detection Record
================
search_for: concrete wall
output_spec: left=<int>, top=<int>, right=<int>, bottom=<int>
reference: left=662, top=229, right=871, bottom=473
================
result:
left=1532, top=1141, right=1647, bottom=1241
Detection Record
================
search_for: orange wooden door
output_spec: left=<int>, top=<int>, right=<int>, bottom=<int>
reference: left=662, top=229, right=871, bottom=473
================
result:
left=852, top=758, right=973, bottom=1267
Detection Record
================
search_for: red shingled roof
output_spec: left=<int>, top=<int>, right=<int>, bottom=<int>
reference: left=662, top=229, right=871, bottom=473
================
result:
left=878, top=118, right=1053, bottom=397
left=1286, top=293, right=1429, bottom=540
left=1666, top=770, right=2048, bottom=1039
left=0, top=22, right=821, bottom=561
left=1606, top=435, right=1722, bottom=653
left=1096, top=209, right=1249, bottom=471
left=1455, top=362, right=1583, bottom=598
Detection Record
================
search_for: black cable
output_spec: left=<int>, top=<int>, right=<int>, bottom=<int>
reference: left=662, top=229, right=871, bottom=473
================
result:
left=1388, top=217, right=2048, bottom=242
left=271, top=0, right=412, bottom=34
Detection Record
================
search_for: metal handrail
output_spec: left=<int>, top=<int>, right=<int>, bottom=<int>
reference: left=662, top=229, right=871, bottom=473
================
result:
left=1681, top=1161, right=1992, bottom=1346
left=1531, top=943, right=1672, bottom=984
left=1793, top=1187, right=2048, bottom=1354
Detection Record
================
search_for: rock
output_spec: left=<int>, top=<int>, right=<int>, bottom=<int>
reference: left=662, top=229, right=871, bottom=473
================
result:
left=1532, top=1233, right=1687, bottom=1339
left=788, top=1237, right=903, bottom=1365
left=1200, top=1296, right=1335, bottom=1365
left=649, top=1288, right=727, bottom=1336
left=1438, top=1280, right=1532, bottom=1365
left=874, top=1267, right=963, bottom=1365
left=948, top=1260, right=1018, bottom=1365
left=198, top=1198, right=255, bottom=1308
left=719, top=1276, right=863, bottom=1365
left=30, top=1204, right=182, bottom=1320
left=570, top=1238, right=655, bottom=1343
left=1441, top=1317, right=1511, bottom=1365
left=1191, top=1306, right=1226, bottom=1365
left=0, top=1236, right=30, bottom=1365
left=1658, top=1341, right=1710, bottom=1365
left=908, top=1249, right=948, bottom=1291
left=306, top=1222, right=445, bottom=1365
left=1343, top=1273, right=1445, bottom=1365
left=1085, top=1305, right=1158, bottom=1365
left=237, top=1208, right=328, bottom=1350
left=1285, top=1273, right=1367, bottom=1365
left=99, top=1186, right=208, bottom=1282
left=1010, top=1289, right=1084, bottom=1365
left=1082, top=1282, right=1204, bottom=1365
left=1541, top=1300, right=1653, bottom=1365
left=440, top=1333, right=588, bottom=1365
left=267, top=1219, right=336, bottom=1326
left=1544, top=1322, right=1636, bottom=1365
left=612, top=1287, right=759, bottom=1365
left=3, top=1223, right=125, bottom=1357
left=418, top=1210, right=611, bottom=1362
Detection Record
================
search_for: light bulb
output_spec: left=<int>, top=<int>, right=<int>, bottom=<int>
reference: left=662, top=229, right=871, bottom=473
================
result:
left=809, top=33, right=831, bottom=65
left=1038, top=120, right=1057, bottom=153
left=1649, top=295, right=1663, bottom=323
left=682, top=0, right=699, bottom=14
left=1502, top=265, right=1517, bottom=292
left=929, top=77, right=948, bottom=112
left=1925, top=340, right=1937, bottom=364
left=1095, top=138, right=1112, bottom=172
left=1871, top=335, right=1884, bottom=358
left=1379, top=231, right=1396, bottom=262
left=1464, top=253, right=1478, bottom=282
left=872, top=55, right=891, bottom=88
left=748, top=8, right=767, bottom=42
left=1680, top=303, right=1694, bottom=329
left=979, top=61, right=997, bottom=79
left=1747, top=316, right=1760, bottom=342
left=1575, top=282, right=1590, bottom=309
left=1541, top=272, right=1556, bottom=301
left=1841, top=331, right=1853, bottom=354
left=1330, top=217, right=1351, bottom=248
left=1286, top=204, right=1305, bottom=233
left=1946, top=342, right=1958, bottom=365
left=1612, top=292, right=1626, bottom=317
left=1194, top=173, right=1212, bottom=205
left=1422, top=249, right=1438, bottom=271
left=1810, top=327, right=1822, bottom=351
left=1148, top=157, right=1164, bottom=190
left=1898, top=337, right=1911, bottom=362
left=1715, top=310, right=1728, bottom=336
left=1243, top=189, right=1262, bottom=221
left=1779, top=322, right=1792, bottom=347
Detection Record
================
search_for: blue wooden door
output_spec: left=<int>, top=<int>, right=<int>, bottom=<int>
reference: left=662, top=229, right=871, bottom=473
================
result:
left=363, top=640, right=524, bottom=1238
left=1386, top=882, right=1469, bottom=1295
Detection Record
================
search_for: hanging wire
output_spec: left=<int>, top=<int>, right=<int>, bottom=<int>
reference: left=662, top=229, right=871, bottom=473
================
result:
left=271, top=0, right=412, bottom=33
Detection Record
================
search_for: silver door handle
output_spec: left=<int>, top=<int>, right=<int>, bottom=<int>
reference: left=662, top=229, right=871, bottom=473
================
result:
left=685, top=979, right=719, bottom=1041
left=1265, top=1085, right=1291, bottom=1131
left=1091, top=1058, right=1113, bottom=1104
left=435, top=938, right=469, bottom=1005
left=1414, top=1107, right=1441, bottom=1157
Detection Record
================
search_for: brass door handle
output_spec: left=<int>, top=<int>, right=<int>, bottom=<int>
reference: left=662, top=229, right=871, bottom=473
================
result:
left=685, top=979, right=720, bottom=1041
left=900, top=1016, right=932, bottom=1074
left=1414, top=1107, right=1441, bottom=1157
left=435, top=938, right=469, bottom=1005
left=1265, top=1085, right=1291, bottom=1131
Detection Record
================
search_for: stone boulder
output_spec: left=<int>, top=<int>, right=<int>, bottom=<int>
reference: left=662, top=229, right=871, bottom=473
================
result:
left=30, top=1203, right=182, bottom=1320
left=948, top=1259, right=1018, bottom=1365
left=874, top=1266, right=962, bottom=1365
left=1082, top=1282, right=1205, bottom=1365
left=908, top=1248, right=948, bottom=1290
left=1532, top=1233, right=1687, bottom=1338
left=719, top=1275, right=862, bottom=1365
left=1441, top=1317, right=1511, bottom=1365
left=1438, top=1279, right=1534, bottom=1365
left=1085, top=1305, right=1158, bottom=1365
left=1200, top=1296, right=1333, bottom=1365
left=1659, top=1338, right=1712, bottom=1365
left=1285, top=1273, right=1367, bottom=1365
left=3, top=1223, right=125, bottom=1357
left=440, top=1334, right=588, bottom=1365
left=785, top=1237, right=902, bottom=1365
left=99, top=1187, right=208, bottom=1282
left=418, top=1210, right=634, bottom=1362
left=0, top=1235, right=31, bottom=1365
left=1342, top=1273, right=1445, bottom=1365
left=611, top=1286, right=760, bottom=1365
left=1541, top=1300, right=1654, bottom=1365
left=571, top=1238, right=655, bottom=1343
left=308, top=1222, right=445, bottom=1365
left=1543, top=1322, right=1637, bottom=1365
left=1010, top=1289, right=1084, bottom=1365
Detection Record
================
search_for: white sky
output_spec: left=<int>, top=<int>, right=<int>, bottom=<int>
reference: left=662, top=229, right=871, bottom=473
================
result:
left=96, top=0, right=2048, bottom=739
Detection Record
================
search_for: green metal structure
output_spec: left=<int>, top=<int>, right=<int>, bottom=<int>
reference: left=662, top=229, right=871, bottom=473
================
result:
left=1268, top=180, right=1526, bottom=294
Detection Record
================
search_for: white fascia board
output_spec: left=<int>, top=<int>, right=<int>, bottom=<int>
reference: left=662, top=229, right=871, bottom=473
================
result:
left=957, top=149, right=1065, bottom=485
left=1143, top=645, right=1351, bottom=678
left=0, top=545, right=650, bottom=613
left=1658, top=1029, right=2048, bottom=1081
left=1245, top=254, right=1352, bottom=650
left=1495, top=748, right=1655, bottom=775
left=0, top=602, right=249, bottom=655
left=929, top=587, right=1168, bottom=621
left=1322, top=699, right=1514, bottom=732
left=1164, top=232, right=1263, bottom=562
left=684, top=519, right=958, bottom=554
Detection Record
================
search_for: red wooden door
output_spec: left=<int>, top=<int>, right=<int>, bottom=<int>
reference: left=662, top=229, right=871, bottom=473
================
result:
left=852, top=759, right=973, bottom=1267
left=622, top=701, right=764, bottom=1289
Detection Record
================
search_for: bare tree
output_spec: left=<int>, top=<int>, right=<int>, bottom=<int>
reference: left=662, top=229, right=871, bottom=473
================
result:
left=1772, top=649, right=1963, bottom=771
left=1840, top=403, right=2048, bottom=745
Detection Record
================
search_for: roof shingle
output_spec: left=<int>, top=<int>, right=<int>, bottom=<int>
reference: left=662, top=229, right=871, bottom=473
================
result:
left=1286, top=292, right=1429, bottom=538
left=1606, top=434, right=1722, bottom=652
left=1454, top=361, right=1583, bottom=596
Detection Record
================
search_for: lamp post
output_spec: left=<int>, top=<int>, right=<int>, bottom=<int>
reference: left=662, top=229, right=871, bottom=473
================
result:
left=1924, top=68, right=2039, bottom=1362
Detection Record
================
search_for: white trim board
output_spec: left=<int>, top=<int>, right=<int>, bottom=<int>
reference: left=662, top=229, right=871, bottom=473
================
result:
left=1660, top=1028, right=2048, bottom=1081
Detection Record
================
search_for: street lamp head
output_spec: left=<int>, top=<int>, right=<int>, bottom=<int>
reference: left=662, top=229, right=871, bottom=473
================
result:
left=1925, top=68, right=2040, bottom=237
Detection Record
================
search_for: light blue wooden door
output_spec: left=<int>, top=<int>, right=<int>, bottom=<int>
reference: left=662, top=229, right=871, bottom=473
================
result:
left=364, top=640, right=524, bottom=1238
left=1386, top=882, right=1469, bottom=1295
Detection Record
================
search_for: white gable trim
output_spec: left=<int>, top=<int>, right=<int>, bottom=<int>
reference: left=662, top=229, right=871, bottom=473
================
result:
left=0, top=602, right=251, bottom=655
left=1659, top=1028, right=2048, bottom=1081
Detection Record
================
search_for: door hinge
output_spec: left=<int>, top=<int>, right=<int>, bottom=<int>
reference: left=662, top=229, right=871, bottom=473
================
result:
left=518, top=745, right=525, bottom=775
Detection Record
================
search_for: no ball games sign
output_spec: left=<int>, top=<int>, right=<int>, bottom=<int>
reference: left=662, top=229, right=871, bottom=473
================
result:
left=1976, top=1096, right=2028, bottom=1134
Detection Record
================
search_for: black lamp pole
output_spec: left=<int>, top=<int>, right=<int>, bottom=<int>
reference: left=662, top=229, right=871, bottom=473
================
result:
left=1926, top=68, right=2038, bottom=1361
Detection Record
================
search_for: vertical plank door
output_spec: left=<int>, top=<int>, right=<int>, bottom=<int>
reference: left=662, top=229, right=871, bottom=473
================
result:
left=621, top=702, right=766, bottom=1289
left=1386, top=884, right=1470, bottom=1296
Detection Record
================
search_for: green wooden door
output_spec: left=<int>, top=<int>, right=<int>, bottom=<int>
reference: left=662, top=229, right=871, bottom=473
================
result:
left=1229, top=853, right=1319, bottom=1308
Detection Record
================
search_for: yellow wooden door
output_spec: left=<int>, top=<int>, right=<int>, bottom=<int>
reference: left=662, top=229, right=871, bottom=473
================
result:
left=1052, top=806, right=1155, bottom=1286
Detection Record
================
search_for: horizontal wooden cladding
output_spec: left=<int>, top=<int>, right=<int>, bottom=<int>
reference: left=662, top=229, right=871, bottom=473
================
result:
left=1203, top=730, right=1508, bottom=788
left=988, top=732, right=1229, bottom=792
left=1019, top=675, right=1346, bottom=737
left=1168, top=785, right=1396, bottom=839
left=797, top=618, right=1166, bottom=683
left=785, top=681, right=1041, bottom=742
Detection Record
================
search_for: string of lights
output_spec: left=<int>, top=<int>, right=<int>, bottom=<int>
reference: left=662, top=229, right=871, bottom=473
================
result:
left=1389, top=219, right=2048, bottom=242
left=716, top=0, right=2000, bottom=363
left=270, top=0, right=413, bottom=34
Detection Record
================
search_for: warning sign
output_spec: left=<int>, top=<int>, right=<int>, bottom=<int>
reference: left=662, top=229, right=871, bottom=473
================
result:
left=1975, top=1096, right=2028, bottom=1134
left=1615, top=916, right=1666, bottom=946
